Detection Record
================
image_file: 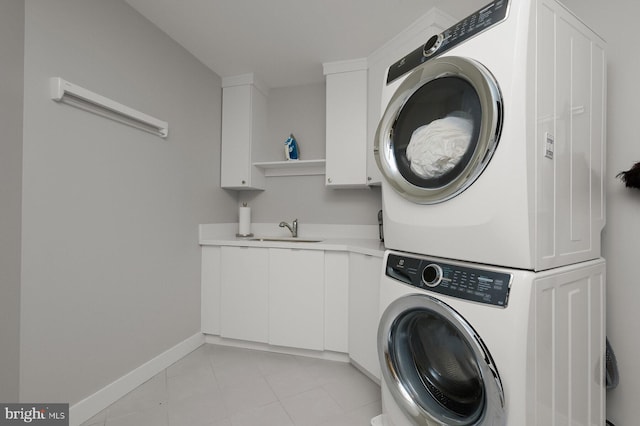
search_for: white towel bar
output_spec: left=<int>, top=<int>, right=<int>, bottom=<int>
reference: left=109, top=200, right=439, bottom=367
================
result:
left=50, top=77, right=168, bottom=138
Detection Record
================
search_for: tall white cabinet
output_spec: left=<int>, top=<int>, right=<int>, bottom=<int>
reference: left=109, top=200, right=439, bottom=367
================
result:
left=220, top=74, right=268, bottom=190
left=323, top=59, right=370, bottom=187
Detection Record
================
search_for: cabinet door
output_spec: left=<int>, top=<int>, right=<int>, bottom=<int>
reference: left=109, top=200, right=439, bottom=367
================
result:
left=220, top=246, right=269, bottom=343
left=201, top=246, right=221, bottom=335
left=324, top=251, right=349, bottom=353
left=269, top=249, right=324, bottom=350
left=325, top=66, right=368, bottom=187
left=220, top=84, right=266, bottom=190
left=221, top=85, right=251, bottom=189
left=348, top=252, right=382, bottom=380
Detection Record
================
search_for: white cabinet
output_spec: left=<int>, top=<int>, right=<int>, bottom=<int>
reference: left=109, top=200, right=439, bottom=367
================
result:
left=324, top=251, right=349, bottom=353
left=268, top=248, right=325, bottom=351
left=323, top=59, right=370, bottom=187
left=202, top=242, right=381, bottom=360
left=220, top=74, right=268, bottom=190
left=220, top=246, right=269, bottom=343
left=348, top=252, right=382, bottom=381
left=201, top=246, right=221, bottom=335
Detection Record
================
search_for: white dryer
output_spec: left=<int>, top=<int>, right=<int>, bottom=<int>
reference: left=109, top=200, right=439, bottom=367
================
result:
left=376, top=250, right=606, bottom=425
left=375, top=0, right=607, bottom=271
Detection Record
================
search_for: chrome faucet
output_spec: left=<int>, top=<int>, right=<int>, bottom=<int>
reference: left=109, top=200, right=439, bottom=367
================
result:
left=279, top=219, right=298, bottom=237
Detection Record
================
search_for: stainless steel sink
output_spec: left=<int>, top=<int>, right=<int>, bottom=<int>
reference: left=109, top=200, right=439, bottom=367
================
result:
left=250, top=237, right=322, bottom=243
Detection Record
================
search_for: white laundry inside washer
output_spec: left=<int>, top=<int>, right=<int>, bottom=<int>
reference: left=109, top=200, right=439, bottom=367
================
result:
left=406, top=113, right=473, bottom=179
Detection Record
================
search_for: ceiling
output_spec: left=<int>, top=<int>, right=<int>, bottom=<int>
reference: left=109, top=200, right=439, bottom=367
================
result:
left=124, top=0, right=487, bottom=88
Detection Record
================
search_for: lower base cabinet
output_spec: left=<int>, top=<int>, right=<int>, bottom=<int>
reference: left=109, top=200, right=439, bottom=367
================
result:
left=323, top=251, right=349, bottom=353
left=269, top=248, right=325, bottom=350
left=201, top=246, right=221, bottom=335
left=203, top=244, right=382, bottom=366
left=220, top=246, right=269, bottom=343
left=349, top=252, right=383, bottom=381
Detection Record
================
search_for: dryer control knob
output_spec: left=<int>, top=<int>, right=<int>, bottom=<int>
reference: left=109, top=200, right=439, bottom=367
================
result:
left=423, top=34, right=443, bottom=57
left=422, top=264, right=443, bottom=287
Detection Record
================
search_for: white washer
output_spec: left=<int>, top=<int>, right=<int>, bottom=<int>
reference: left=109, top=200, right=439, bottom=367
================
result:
left=375, top=0, right=606, bottom=271
left=377, top=250, right=606, bottom=425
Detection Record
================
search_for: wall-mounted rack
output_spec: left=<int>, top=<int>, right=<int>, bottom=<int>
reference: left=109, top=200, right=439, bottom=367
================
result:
left=50, top=77, right=169, bottom=138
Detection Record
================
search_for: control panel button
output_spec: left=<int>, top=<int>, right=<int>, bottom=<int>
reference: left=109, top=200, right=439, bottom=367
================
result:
left=422, top=263, right=443, bottom=287
left=423, top=34, right=443, bottom=57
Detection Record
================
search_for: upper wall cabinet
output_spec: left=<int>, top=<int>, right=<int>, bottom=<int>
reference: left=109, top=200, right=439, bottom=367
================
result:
left=323, top=59, right=371, bottom=188
left=221, top=74, right=268, bottom=190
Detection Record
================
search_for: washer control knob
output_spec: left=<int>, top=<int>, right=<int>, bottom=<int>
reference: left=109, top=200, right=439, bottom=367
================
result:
left=422, top=263, right=443, bottom=287
left=423, top=34, right=443, bottom=57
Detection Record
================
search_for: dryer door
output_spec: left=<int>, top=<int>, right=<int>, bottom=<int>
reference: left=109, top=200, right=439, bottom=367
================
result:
left=378, top=294, right=505, bottom=425
left=375, top=56, right=503, bottom=204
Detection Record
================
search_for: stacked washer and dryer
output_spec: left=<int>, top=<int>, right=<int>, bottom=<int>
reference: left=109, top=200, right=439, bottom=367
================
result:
left=373, top=0, right=607, bottom=425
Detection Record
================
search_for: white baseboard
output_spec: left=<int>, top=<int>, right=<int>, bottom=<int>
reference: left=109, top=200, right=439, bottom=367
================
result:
left=371, top=414, right=385, bottom=426
left=349, top=357, right=381, bottom=386
left=70, top=333, right=205, bottom=426
left=203, top=334, right=349, bottom=363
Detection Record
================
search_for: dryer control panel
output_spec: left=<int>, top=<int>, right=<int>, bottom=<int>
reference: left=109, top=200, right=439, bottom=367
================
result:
left=386, top=253, right=512, bottom=307
left=387, top=0, right=510, bottom=84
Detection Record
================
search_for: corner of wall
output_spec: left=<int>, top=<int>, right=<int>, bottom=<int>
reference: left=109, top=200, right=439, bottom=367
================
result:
left=0, top=0, right=25, bottom=403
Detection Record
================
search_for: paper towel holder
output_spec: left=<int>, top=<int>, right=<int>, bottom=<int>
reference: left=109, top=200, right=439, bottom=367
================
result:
left=236, top=202, right=254, bottom=238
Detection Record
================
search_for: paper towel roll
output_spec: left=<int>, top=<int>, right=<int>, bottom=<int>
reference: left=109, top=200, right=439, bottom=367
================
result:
left=238, top=206, right=251, bottom=236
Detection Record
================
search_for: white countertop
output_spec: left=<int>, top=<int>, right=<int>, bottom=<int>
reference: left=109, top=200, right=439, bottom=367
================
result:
left=199, top=223, right=385, bottom=257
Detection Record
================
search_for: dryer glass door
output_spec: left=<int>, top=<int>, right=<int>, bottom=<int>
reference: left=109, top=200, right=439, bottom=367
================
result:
left=375, top=56, right=503, bottom=204
left=379, top=294, right=505, bottom=425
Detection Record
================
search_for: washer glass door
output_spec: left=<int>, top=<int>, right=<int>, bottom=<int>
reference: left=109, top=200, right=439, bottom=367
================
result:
left=378, top=294, right=505, bottom=425
left=375, top=56, right=503, bottom=204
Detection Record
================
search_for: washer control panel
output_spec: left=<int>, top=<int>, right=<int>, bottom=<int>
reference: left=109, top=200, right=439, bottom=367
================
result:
left=386, top=0, right=510, bottom=84
left=386, top=253, right=512, bottom=307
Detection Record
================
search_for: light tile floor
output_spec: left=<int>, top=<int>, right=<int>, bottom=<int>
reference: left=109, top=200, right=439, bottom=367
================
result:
left=81, top=344, right=381, bottom=426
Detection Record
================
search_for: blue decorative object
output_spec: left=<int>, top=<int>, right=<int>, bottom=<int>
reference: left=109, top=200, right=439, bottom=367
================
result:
left=285, top=134, right=299, bottom=160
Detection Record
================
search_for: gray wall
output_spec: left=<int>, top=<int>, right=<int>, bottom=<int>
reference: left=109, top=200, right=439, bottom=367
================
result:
left=0, top=0, right=24, bottom=403
left=20, top=0, right=235, bottom=404
left=545, top=1, right=639, bottom=424
left=239, top=83, right=382, bottom=225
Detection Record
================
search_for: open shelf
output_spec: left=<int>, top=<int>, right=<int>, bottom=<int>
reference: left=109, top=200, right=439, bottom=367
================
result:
left=253, top=159, right=326, bottom=177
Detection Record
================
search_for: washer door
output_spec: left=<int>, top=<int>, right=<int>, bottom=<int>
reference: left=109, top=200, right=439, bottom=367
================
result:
left=378, top=294, right=505, bottom=425
left=375, top=56, right=503, bottom=204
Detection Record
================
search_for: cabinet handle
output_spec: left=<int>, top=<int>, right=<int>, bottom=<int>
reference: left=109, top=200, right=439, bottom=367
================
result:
left=327, top=177, right=332, bottom=183
left=241, top=180, right=246, bottom=185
